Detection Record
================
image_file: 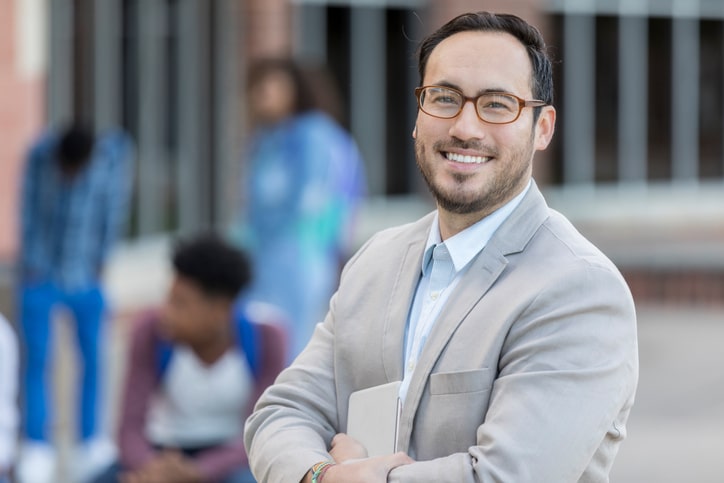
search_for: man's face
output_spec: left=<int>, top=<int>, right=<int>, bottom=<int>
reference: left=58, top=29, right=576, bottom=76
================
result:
left=159, top=275, right=228, bottom=347
left=414, top=31, right=555, bottom=219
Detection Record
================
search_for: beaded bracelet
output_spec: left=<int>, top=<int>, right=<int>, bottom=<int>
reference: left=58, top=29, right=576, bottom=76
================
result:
left=311, top=461, right=335, bottom=483
left=317, top=462, right=334, bottom=482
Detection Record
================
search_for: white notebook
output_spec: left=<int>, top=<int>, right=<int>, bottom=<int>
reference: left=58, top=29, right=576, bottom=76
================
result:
left=346, top=381, right=402, bottom=457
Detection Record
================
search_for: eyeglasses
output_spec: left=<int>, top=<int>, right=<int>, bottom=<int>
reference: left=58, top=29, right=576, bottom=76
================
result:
left=415, top=85, right=547, bottom=125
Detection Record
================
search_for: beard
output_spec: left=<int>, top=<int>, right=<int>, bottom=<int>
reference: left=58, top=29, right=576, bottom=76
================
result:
left=415, top=136, right=534, bottom=216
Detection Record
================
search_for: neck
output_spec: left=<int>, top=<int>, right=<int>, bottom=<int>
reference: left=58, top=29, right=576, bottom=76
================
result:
left=191, top=327, right=234, bottom=365
left=437, top=180, right=532, bottom=240
left=437, top=209, right=491, bottom=241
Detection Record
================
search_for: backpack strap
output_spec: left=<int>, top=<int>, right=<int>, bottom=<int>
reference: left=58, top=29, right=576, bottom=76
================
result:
left=155, top=334, right=174, bottom=379
left=234, top=304, right=261, bottom=379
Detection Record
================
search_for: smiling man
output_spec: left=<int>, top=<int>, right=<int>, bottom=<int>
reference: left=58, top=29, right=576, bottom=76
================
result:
left=244, top=11, right=638, bottom=483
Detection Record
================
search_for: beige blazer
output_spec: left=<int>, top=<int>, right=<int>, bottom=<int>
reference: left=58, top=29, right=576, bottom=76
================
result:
left=244, top=181, right=638, bottom=483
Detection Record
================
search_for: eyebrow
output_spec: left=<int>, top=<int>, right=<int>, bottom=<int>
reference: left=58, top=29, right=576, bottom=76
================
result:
left=433, top=81, right=517, bottom=97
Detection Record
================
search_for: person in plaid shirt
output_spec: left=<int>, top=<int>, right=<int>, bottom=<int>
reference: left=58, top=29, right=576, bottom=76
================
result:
left=16, top=122, right=134, bottom=483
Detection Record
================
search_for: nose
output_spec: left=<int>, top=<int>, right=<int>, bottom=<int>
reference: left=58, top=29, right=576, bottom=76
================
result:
left=448, top=100, right=487, bottom=141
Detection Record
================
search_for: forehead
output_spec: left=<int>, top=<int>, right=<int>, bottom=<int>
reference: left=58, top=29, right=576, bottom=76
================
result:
left=424, top=30, right=533, bottom=96
left=170, top=275, right=205, bottom=300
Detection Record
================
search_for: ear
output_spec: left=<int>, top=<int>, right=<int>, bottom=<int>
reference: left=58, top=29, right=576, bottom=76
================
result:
left=533, top=106, right=556, bottom=151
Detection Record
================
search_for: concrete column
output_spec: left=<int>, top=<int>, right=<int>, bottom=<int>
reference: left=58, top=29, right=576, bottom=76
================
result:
left=617, top=0, right=648, bottom=183
left=350, top=6, right=386, bottom=195
left=293, top=3, right=327, bottom=62
left=671, top=0, right=700, bottom=182
left=214, top=0, right=243, bottom=228
left=94, top=0, right=122, bottom=131
left=48, top=0, right=74, bottom=125
left=175, top=0, right=209, bottom=233
left=562, top=0, right=596, bottom=185
left=137, top=1, right=166, bottom=235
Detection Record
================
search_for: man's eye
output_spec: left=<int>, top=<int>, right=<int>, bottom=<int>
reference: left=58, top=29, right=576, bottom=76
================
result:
left=481, top=97, right=515, bottom=111
left=429, top=92, right=459, bottom=105
left=484, top=101, right=503, bottom=108
left=435, top=96, right=458, bottom=104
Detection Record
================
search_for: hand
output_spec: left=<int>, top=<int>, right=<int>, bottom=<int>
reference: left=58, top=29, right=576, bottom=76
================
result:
left=329, top=433, right=367, bottom=463
left=120, top=451, right=203, bottom=483
left=322, top=452, right=414, bottom=483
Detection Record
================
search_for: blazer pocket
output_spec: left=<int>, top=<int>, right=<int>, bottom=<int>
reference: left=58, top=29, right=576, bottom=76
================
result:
left=429, top=368, right=491, bottom=395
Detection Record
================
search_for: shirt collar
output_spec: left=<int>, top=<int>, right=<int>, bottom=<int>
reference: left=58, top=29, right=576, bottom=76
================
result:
left=421, top=180, right=532, bottom=276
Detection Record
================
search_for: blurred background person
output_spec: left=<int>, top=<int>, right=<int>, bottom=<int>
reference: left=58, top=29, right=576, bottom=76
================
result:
left=94, top=232, right=286, bottom=483
left=236, top=58, right=366, bottom=361
left=16, top=122, right=134, bottom=483
left=0, top=313, right=18, bottom=483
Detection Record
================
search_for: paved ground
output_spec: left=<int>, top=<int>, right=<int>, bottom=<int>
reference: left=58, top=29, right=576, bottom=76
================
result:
left=610, top=305, right=724, bottom=483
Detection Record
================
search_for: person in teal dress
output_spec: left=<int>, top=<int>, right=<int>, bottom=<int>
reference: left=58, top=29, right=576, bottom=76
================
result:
left=238, top=59, right=366, bottom=361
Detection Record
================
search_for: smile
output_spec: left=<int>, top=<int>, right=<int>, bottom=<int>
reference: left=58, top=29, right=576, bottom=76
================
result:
left=444, top=152, right=491, bottom=164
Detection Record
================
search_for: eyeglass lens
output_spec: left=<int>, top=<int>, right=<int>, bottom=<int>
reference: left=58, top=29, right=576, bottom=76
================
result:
left=419, top=87, right=522, bottom=123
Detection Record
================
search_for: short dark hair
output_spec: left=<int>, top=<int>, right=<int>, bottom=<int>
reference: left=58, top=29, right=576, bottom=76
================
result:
left=56, top=123, right=95, bottom=172
left=172, top=232, right=251, bottom=299
left=417, top=11, right=554, bottom=106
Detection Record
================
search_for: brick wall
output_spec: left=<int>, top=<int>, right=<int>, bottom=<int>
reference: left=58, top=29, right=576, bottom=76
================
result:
left=624, top=269, right=724, bottom=307
left=0, top=0, right=45, bottom=262
left=242, top=0, right=293, bottom=60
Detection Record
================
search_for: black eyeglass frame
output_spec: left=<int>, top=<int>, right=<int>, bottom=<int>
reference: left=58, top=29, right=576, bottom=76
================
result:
left=414, top=85, right=548, bottom=125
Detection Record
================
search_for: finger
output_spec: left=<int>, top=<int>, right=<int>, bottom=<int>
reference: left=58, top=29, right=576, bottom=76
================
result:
left=331, top=432, right=351, bottom=447
left=386, top=452, right=415, bottom=468
left=330, top=433, right=342, bottom=447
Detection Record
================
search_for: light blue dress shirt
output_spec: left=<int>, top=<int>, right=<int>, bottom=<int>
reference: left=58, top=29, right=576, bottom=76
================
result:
left=400, top=181, right=532, bottom=403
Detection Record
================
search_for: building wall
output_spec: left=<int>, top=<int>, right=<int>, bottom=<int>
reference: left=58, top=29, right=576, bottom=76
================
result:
left=243, top=0, right=293, bottom=59
left=2, top=0, right=721, bottom=307
left=0, top=0, right=46, bottom=261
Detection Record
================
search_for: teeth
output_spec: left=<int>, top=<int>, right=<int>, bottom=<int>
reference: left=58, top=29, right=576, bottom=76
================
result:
left=446, top=152, right=490, bottom=164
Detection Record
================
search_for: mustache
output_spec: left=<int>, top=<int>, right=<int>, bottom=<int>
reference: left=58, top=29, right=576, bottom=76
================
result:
left=433, top=139, right=499, bottom=157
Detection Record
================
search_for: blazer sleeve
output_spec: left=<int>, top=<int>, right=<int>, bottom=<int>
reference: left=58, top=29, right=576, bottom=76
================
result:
left=243, top=234, right=380, bottom=483
left=388, top=263, right=638, bottom=482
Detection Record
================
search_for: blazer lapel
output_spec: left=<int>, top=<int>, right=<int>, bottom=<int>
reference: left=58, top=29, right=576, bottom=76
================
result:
left=424, top=246, right=509, bottom=359
left=381, top=216, right=431, bottom=383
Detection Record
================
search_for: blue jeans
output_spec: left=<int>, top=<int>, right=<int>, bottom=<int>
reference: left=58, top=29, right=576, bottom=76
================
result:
left=19, top=281, right=107, bottom=441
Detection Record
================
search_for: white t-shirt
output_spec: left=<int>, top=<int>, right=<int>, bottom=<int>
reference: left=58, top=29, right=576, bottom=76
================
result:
left=0, top=314, right=18, bottom=471
left=146, top=345, right=254, bottom=448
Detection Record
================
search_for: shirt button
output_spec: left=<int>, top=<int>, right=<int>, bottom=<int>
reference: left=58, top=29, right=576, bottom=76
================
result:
left=430, top=291, right=439, bottom=300
left=407, top=361, right=415, bottom=372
